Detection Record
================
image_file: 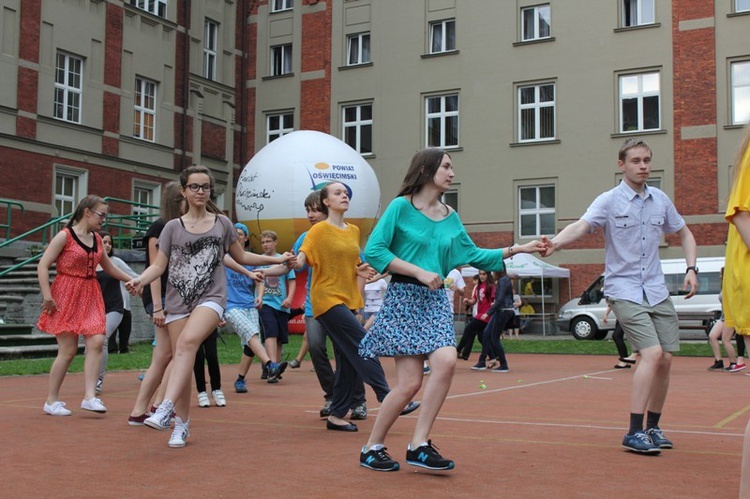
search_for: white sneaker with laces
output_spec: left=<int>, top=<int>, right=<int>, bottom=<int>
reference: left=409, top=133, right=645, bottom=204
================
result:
left=145, top=400, right=174, bottom=430
left=197, top=391, right=210, bottom=407
left=44, top=401, right=72, bottom=416
left=168, top=417, right=190, bottom=448
left=211, top=390, right=226, bottom=407
left=81, top=398, right=107, bottom=413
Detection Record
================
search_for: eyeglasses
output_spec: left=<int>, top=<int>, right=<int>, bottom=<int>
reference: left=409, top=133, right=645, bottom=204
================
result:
left=91, top=209, right=107, bottom=219
left=186, top=184, right=212, bottom=193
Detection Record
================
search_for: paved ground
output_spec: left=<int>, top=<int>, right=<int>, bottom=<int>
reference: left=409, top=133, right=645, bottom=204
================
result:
left=3, top=353, right=744, bottom=498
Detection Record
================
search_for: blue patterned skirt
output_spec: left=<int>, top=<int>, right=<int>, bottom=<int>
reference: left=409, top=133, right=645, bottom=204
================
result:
left=359, top=282, right=456, bottom=358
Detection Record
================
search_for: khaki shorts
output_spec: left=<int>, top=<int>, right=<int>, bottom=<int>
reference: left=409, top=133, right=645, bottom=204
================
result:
left=608, top=296, right=680, bottom=353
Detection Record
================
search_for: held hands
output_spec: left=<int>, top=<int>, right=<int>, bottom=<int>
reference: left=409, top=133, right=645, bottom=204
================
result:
left=356, top=262, right=376, bottom=280
left=125, top=277, right=143, bottom=295
left=248, top=271, right=263, bottom=282
left=516, top=239, right=548, bottom=256
left=280, top=251, right=297, bottom=268
left=539, top=236, right=555, bottom=257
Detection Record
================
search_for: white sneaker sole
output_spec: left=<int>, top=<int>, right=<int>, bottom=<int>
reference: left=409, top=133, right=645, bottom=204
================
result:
left=144, top=418, right=171, bottom=431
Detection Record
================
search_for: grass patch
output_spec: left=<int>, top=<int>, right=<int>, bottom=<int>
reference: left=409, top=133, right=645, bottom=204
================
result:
left=0, top=334, right=713, bottom=377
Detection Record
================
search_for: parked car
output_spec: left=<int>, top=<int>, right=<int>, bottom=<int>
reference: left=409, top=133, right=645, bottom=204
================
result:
left=557, top=257, right=724, bottom=340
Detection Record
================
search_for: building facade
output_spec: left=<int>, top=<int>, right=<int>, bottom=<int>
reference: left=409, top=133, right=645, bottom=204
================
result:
left=1, top=0, right=748, bottom=303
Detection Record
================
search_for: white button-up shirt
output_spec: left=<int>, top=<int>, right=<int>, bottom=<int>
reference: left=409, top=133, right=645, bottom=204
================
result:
left=581, top=181, right=685, bottom=305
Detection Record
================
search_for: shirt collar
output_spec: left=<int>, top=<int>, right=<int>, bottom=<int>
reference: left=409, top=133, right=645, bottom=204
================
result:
left=618, top=180, right=652, bottom=201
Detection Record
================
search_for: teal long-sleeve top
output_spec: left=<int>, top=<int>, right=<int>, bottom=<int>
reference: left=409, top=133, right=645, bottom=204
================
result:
left=364, top=197, right=506, bottom=279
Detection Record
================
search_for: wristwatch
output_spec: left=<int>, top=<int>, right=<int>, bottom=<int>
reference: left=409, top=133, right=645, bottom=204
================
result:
left=685, top=266, right=699, bottom=275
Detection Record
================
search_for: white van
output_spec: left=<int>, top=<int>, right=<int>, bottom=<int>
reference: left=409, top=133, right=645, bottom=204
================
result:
left=557, top=257, right=724, bottom=340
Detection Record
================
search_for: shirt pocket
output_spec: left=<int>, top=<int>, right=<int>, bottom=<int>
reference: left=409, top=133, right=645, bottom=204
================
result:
left=649, top=215, right=665, bottom=237
left=613, top=214, right=636, bottom=243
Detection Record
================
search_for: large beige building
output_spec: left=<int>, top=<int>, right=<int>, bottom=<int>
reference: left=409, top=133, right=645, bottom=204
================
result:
left=1, top=0, right=748, bottom=304
left=249, top=0, right=749, bottom=301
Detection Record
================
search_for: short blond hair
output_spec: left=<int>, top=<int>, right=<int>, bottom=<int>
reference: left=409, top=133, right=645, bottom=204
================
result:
left=260, top=230, right=278, bottom=241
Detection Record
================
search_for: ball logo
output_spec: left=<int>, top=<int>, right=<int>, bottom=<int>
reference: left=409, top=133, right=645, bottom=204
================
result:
left=235, top=130, right=381, bottom=253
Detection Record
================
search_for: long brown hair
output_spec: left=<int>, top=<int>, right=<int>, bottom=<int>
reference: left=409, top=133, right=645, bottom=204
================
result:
left=66, top=195, right=106, bottom=228
left=180, top=165, right=223, bottom=215
left=161, top=181, right=185, bottom=221
left=397, top=148, right=449, bottom=197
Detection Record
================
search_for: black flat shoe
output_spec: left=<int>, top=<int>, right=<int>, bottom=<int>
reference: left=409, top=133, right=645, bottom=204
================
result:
left=614, top=364, right=631, bottom=369
left=326, top=420, right=358, bottom=432
left=400, top=401, right=420, bottom=416
left=619, top=357, right=636, bottom=364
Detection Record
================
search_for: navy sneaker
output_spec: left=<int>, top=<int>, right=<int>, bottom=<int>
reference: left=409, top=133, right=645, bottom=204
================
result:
left=405, top=440, right=455, bottom=470
left=360, top=446, right=400, bottom=472
left=234, top=378, right=247, bottom=393
left=261, top=364, right=268, bottom=380
left=267, top=361, right=289, bottom=383
left=470, top=363, right=487, bottom=371
left=622, top=431, right=661, bottom=454
left=645, top=427, right=673, bottom=449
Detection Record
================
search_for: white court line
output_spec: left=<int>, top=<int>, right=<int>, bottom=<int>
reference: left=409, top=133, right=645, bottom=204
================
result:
left=431, top=416, right=744, bottom=438
left=446, top=369, right=620, bottom=401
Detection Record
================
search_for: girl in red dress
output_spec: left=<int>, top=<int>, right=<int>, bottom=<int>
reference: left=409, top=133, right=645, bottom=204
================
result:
left=37, top=195, right=135, bottom=416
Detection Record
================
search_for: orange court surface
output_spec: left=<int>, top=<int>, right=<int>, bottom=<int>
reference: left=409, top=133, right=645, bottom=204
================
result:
left=2, top=353, right=745, bottom=498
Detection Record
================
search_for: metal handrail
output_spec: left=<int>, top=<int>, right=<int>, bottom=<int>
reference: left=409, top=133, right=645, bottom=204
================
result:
left=102, top=197, right=159, bottom=249
left=0, top=198, right=159, bottom=277
left=0, top=199, right=25, bottom=240
left=0, top=215, right=70, bottom=277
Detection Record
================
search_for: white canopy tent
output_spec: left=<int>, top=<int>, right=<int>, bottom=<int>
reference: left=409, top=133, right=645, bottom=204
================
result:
left=461, top=252, right=571, bottom=335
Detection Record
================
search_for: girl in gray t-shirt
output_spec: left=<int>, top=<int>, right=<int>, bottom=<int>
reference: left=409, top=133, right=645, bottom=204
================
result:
left=126, top=166, right=294, bottom=448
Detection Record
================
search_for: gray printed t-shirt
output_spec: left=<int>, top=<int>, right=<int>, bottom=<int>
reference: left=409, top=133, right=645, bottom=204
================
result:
left=158, top=214, right=238, bottom=315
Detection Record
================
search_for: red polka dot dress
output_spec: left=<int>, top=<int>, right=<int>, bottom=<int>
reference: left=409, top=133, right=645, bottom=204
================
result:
left=37, top=228, right=106, bottom=336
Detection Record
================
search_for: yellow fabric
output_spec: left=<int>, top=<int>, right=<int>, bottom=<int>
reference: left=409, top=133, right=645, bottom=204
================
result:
left=724, top=147, right=750, bottom=335
left=299, top=221, right=364, bottom=317
left=520, top=304, right=535, bottom=315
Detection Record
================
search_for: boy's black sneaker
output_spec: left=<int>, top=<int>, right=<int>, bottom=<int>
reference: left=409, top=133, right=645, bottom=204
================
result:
left=405, top=440, right=455, bottom=470
left=360, top=446, right=400, bottom=472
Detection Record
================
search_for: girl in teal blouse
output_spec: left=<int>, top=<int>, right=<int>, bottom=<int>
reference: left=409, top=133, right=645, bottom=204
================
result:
left=358, top=148, right=544, bottom=472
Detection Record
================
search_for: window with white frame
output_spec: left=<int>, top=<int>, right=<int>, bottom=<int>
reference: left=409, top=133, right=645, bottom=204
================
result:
left=732, top=61, right=750, bottom=125
left=342, top=103, right=373, bottom=155
left=132, top=182, right=160, bottom=226
left=203, top=20, right=218, bottom=80
left=441, top=189, right=459, bottom=213
left=267, top=112, right=294, bottom=143
left=347, top=32, right=371, bottom=66
left=619, top=72, right=660, bottom=132
left=271, top=0, right=293, bottom=12
left=621, top=0, right=654, bottom=27
left=271, top=44, right=293, bottom=76
left=133, top=77, right=157, bottom=142
left=54, top=52, right=83, bottom=123
left=130, top=0, right=167, bottom=18
left=519, top=83, right=555, bottom=142
left=519, top=185, right=556, bottom=238
left=521, top=4, right=551, bottom=41
left=54, top=167, right=87, bottom=217
left=429, top=19, right=456, bottom=54
left=425, top=94, right=459, bottom=148
left=737, top=0, right=750, bottom=12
